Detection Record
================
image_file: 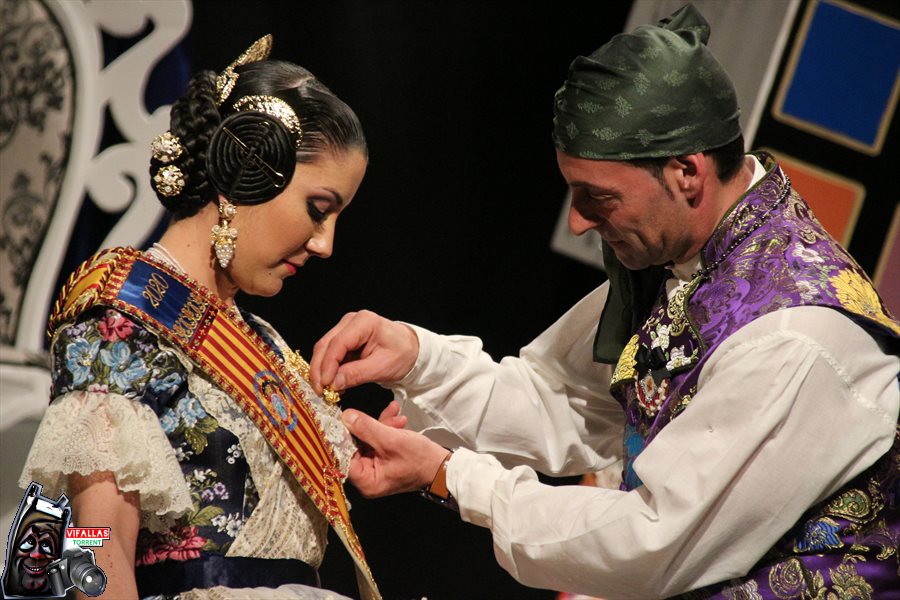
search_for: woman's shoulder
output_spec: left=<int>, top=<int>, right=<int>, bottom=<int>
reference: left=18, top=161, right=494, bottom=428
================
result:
left=50, top=306, right=185, bottom=402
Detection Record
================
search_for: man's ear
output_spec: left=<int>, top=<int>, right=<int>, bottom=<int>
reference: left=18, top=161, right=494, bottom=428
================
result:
left=669, top=153, right=709, bottom=201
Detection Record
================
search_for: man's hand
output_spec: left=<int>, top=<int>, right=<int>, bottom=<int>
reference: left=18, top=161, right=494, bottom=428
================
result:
left=342, top=408, right=449, bottom=497
left=310, top=310, right=419, bottom=393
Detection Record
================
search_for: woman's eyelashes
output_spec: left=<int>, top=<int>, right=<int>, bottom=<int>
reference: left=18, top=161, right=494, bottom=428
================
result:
left=307, top=199, right=331, bottom=223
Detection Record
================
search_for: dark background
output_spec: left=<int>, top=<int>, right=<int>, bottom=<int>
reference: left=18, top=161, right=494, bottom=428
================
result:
left=188, top=2, right=631, bottom=599
left=62, top=0, right=894, bottom=598
left=184, top=1, right=900, bottom=598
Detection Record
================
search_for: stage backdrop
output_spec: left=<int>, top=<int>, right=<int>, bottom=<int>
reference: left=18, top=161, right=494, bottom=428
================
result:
left=1, top=1, right=897, bottom=599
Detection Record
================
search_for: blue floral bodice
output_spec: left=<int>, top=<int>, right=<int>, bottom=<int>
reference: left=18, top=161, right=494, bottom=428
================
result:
left=51, top=306, right=269, bottom=566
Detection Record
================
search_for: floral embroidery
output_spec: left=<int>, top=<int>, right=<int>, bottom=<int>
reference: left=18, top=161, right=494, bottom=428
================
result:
left=824, top=487, right=873, bottom=522
left=65, top=338, right=100, bottom=386
left=225, top=443, right=242, bottom=465
left=611, top=335, right=640, bottom=387
left=795, top=517, right=843, bottom=553
left=830, top=269, right=900, bottom=334
left=767, top=557, right=815, bottom=598
left=161, top=395, right=218, bottom=454
left=789, top=242, right=824, bottom=265
left=211, top=512, right=243, bottom=538
left=720, top=579, right=763, bottom=600
left=99, top=341, right=149, bottom=390
left=666, top=346, right=696, bottom=371
left=55, top=309, right=255, bottom=568
left=97, top=309, right=135, bottom=341
left=53, top=308, right=182, bottom=398
left=651, top=323, right=670, bottom=349
left=136, top=525, right=206, bottom=566
left=828, top=562, right=873, bottom=599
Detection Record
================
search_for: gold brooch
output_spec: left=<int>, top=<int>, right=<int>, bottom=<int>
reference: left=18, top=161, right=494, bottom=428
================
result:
left=286, top=350, right=341, bottom=405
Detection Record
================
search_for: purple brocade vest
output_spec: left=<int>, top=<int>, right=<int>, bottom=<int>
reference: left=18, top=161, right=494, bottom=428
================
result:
left=609, top=153, right=900, bottom=599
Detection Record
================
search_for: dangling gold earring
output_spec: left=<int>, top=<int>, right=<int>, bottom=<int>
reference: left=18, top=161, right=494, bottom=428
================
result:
left=211, top=199, right=238, bottom=268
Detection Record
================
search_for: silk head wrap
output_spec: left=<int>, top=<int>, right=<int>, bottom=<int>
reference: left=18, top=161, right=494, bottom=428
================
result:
left=552, top=4, right=741, bottom=160
left=553, top=4, right=743, bottom=364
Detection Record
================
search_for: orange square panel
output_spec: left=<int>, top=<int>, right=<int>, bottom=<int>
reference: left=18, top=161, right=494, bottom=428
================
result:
left=761, top=149, right=865, bottom=247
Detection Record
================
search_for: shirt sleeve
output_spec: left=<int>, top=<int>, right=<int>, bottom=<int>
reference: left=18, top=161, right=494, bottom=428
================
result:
left=391, top=284, right=625, bottom=476
left=444, top=306, right=899, bottom=598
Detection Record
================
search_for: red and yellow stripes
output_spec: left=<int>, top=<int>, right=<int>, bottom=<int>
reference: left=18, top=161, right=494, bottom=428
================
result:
left=49, top=247, right=376, bottom=596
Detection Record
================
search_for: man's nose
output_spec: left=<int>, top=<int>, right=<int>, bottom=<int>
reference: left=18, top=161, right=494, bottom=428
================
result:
left=568, top=202, right=600, bottom=236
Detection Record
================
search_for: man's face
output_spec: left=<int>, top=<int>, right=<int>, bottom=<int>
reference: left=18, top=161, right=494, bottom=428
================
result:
left=557, top=151, right=696, bottom=270
left=11, top=522, right=60, bottom=594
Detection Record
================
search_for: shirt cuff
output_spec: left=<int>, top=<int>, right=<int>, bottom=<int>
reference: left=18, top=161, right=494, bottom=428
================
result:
left=445, top=447, right=531, bottom=530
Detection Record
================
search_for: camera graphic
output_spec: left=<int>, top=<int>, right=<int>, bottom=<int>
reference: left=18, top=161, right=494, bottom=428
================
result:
left=46, top=547, right=106, bottom=597
left=1, top=482, right=107, bottom=598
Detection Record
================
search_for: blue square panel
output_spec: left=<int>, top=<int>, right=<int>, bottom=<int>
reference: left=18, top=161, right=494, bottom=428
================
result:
left=774, top=0, right=900, bottom=155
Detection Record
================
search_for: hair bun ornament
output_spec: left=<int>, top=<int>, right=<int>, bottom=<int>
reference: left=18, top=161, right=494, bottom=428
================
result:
left=150, top=131, right=187, bottom=199
left=216, top=34, right=273, bottom=106
left=206, top=111, right=296, bottom=204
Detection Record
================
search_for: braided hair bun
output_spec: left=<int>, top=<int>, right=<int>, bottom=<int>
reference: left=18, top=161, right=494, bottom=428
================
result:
left=206, top=109, right=297, bottom=203
left=150, top=54, right=367, bottom=220
left=150, top=71, right=221, bottom=217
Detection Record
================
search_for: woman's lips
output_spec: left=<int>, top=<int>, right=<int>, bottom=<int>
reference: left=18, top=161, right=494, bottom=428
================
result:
left=283, top=261, right=298, bottom=275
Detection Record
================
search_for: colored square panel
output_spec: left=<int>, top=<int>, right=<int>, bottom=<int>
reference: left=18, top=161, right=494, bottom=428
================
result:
left=773, top=0, right=900, bottom=155
left=874, top=203, right=900, bottom=318
left=763, top=148, right=865, bottom=247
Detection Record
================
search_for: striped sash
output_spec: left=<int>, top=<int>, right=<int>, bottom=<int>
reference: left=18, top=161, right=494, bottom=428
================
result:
left=49, top=247, right=380, bottom=600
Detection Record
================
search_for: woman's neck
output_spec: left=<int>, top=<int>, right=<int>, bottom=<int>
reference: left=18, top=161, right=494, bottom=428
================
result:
left=155, top=209, right=239, bottom=306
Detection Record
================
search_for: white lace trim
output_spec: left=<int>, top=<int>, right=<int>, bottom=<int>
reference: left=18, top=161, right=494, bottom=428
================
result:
left=19, top=390, right=193, bottom=531
left=181, top=583, right=353, bottom=600
left=188, top=374, right=330, bottom=566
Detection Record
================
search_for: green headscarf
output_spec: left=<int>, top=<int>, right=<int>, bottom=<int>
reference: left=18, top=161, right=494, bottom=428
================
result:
left=552, top=4, right=741, bottom=160
left=552, top=4, right=741, bottom=363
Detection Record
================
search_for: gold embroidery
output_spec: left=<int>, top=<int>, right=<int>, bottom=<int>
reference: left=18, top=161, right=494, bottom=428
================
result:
left=768, top=558, right=819, bottom=599
left=830, top=268, right=900, bottom=335
left=823, top=488, right=872, bottom=522
left=171, top=294, right=208, bottom=344
left=141, top=271, right=170, bottom=308
left=611, top=334, right=640, bottom=387
left=828, top=562, right=874, bottom=599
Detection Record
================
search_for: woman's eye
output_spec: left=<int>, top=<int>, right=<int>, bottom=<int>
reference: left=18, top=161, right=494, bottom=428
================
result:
left=307, top=200, right=329, bottom=223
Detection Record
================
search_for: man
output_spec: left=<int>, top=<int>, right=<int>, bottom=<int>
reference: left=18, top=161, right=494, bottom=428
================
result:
left=310, top=5, right=900, bottom=598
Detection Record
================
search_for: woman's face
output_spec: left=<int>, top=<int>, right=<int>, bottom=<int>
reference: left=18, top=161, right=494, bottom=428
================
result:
left=225, top=148, right=367, bottom=297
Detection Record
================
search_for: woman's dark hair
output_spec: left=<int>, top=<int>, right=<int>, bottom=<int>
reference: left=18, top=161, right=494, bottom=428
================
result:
left=628, top=134, right=746, bottom=192
left=153, top=60, right=366, bottom=219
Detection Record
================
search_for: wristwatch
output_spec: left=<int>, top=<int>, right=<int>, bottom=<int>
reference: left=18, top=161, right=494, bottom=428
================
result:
left=420, top=449, right=459, bottom=512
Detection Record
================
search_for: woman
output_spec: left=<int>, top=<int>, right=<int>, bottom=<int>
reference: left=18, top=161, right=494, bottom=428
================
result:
left=20, top=36, right=377, bottom=600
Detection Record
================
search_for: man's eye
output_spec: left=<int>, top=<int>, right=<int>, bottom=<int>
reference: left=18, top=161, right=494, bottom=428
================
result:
left=588, top=192, right=615, bottom=203
left=18, top=538, right=35, bottom=552
left=39, top=541, right=54, bottom=554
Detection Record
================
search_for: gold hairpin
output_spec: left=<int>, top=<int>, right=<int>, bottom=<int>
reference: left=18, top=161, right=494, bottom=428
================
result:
left=222, top=124, right=287, bottom=188
left=215, top=34, right=274, bottom=105
left=233, top=95, right=303, bottom=148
